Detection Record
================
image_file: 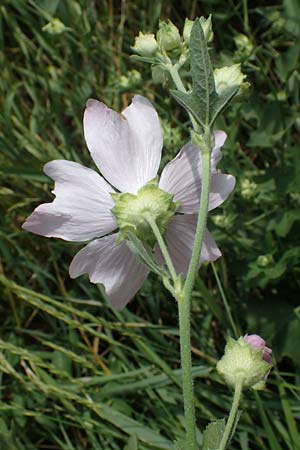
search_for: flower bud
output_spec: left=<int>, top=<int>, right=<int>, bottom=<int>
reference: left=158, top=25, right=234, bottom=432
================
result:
left=183, top=18, right=194, bottom=44
left=234, top=33, right=254, bottom=60
left=217, top=335, right=272, bottom=390
left=118, top=70, right=141, bottom=90
left=156, top=20, right=181, bottom=52
left=199, top=15, right=214, bottom=43
left=42, top=18, right=66, bottom=35
left=161, top=119, right=182, bottom=150
left=133, top=32, right=159, bottom=57
left=214, top=64, right=249, bottom=97
left=183, top=16, right=213, bottom=45
left=256, top=254, right=274, bottom=268
left=240, top=178, right=257, bottom=199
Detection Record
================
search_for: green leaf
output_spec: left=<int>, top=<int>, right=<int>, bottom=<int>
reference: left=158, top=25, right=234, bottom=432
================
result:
left=98, top=404, right=174, bottom=449
left=202, top=418, right=226, bottom=450
left=268, top=210, right=300, bottom=237
left=275, top=45, right=300, bottom=82
left=174, top=438, right=185, bottom=450
left=126, top=232, right=168, bottom=278
left=209, top=85, right=239, bottom=126
left=124, top=435, right=138, bottom=450
left=171, top=19, right=216, bottom=128
left=130, top=54, right=156, bottom=64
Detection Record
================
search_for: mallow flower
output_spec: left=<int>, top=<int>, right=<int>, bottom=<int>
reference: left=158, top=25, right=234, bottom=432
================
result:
left=23, top=95, right=235, bottom=309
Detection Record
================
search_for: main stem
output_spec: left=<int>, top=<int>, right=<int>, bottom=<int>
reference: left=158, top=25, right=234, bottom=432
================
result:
left=183, top=148, right=211, bottom=302
left=218, top=381, right=243, bottom=450
left=179, top=149, right=211, bottom=450
left=169, top=65, right=213, bottom=449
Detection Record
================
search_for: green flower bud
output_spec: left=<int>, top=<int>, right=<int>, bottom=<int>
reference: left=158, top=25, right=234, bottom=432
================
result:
left=157, top=20, right=181, bottom=52
left=234, top=33, right=254, bottom=60
left=217, top=336, right=272, bottom=390
left=212, top=214, right=229, bottom=228
left=214, top=64, right=249, bottom=97
left=111, top=178, right=179, bottom=246
left=183, top=18, right=194, bottom=44
left=257, top=254, right=274, bottom=268
left=183, top=16, right=213, bottom=46
left=240, top=178, right=257, bottom=199
left=118, top=70, right=142, bottom=90
left=42, top=18, right=66, bottom=35
left=161, top=119, right=182, bottom=150
left=199, top=15, right=214, bottom=43
left=290, top=191, right=300, bottom=203
left=133, top=32, right=159, bottom=57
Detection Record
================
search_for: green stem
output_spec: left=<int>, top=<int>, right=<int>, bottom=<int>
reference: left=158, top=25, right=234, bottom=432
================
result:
left=146, top=215, right=177, bottom=284
left=168, top=63, right=212, bottom=300
left=242, top=0, right=249, bottom=32
left=177, top=291, right=198, bottom=449
left=169, top=65, right=187, bottom=93
left=183, top=145, right=211, bottom=302
left=218, top=381, right=243, bottom=450
left=211, top=262, right=239, bottom=339
left=167, top=64, right=213, bottom=449
left=176, top=146, right=211, bottom=450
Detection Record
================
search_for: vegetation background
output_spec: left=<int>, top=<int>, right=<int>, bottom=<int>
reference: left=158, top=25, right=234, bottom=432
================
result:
left=0, top=0, right=299, bottom=449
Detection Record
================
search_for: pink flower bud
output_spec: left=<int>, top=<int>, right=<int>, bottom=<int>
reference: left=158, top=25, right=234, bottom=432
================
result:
left=243, top=334, right=272, bottom=364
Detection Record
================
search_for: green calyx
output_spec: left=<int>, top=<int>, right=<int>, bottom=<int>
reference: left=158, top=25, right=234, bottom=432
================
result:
left=216, top=337, right=272, bottom=391
left=111, top=178, right=179, bottom=246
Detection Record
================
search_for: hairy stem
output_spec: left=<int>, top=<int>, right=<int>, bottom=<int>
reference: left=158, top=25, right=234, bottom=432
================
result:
left=177, top=290, right=197, bottom=449
left=183, top=145, right=211, bottom=301
left=178, top=145, right=211, bottom=450
left=146, top=215, right=177, bottom=284
left=167, top=64, right=213, bottom=449
left=218, top=381, right=243, bottom=450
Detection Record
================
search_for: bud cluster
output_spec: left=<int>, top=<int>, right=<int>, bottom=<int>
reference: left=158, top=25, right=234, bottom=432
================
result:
left=132, top=16, right=249, bottom=97
left=132, top=16, right=213, bottom=60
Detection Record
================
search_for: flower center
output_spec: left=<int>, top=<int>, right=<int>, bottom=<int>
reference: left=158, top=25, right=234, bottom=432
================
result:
left=111, top=178, right=179, bottom=245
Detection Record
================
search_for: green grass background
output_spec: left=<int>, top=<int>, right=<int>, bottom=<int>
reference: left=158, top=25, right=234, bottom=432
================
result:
left=0, top=0, right=299, bottom=449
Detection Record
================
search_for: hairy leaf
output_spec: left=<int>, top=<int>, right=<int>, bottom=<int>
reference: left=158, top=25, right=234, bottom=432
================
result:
left=202, top=418, right=226, bottom=450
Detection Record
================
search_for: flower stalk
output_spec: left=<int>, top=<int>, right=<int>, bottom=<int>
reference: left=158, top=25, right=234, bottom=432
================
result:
left=218, top=380, right=243, bottom=450
left=145, top=214, right=177, bottom=284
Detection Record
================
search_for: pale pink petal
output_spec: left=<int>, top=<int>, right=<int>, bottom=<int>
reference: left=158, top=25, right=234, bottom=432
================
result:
left=22, top=160, right=116, bottom=242
left=69, top=234, right=149, bottom=309
left=212, top=130, right=227, bottom=170
left=159, top=131, right=234, bottom=213
left=244, top=334, right=273, bottom=364
left=83, top=95, right=162, bottom=193
left=122, top=96, right=163, bottom=188
left=156, top=215, right=221, bottom=275
left=209, top=173, right=236, bottom=211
